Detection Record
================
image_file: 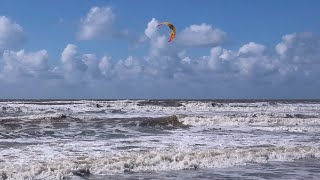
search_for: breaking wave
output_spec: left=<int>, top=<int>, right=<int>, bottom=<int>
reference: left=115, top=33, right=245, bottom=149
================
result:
left=1, top=145, right=319, bottom=180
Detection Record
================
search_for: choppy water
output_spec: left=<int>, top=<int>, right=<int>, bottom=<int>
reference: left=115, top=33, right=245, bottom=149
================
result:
left=0, top=99, right=320, bottom=179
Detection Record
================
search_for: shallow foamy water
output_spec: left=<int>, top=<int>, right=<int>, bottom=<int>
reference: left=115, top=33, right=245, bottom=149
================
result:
left=0, top=99, right=320, bottom=179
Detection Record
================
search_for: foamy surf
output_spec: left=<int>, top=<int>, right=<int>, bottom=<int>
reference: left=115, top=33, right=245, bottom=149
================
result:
left=1, top=99, right=320, bottom=179
left=1, top=146, right=319, bottom=180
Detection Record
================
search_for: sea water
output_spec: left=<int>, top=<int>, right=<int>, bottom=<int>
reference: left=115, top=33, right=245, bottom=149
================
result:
left=0, top=99, right=319, bottom=179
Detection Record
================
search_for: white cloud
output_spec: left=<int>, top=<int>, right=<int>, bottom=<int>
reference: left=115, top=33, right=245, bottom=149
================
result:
left=114, top=56, right=143, bottom=80
left=206, top=46, right=236, bottom=76
left=81, top=53, right=101, bottom=79
left=2, top=49, right=49, bottom=79
left=276, top=33, right=296, bottom=57
left=60, top=44, right=110, bottom=82
left=144, top=18, right=181, bottom=59
left=208, top=46, right=223, bottom=70
left=204, top=42, right=277, bottom=80
left=145, top=18, right=159, bottom=39
left=234, top=42, right=272, bottom=77
left=236, top=56, right=277, bottom=78
left=61, top=44, right=88, bottom=81
left=61, top=44, right=87, bottom=73
left=0, top=16, right=25, bottom=52
left=273, top=32, right=320, bottom=85
left=144, top=20, right=227, bottom=51
left=99, top=56, right=113, bottom=77
left=276, top=32, right=320, bottom=64
left=61, top=44, right=77, bottom=64
left=78, top=6, right=115, bottom=40
left=239, top=42, right=266, bottom=55
left=143, top=18, right=229, bottom=66
left=179, top=23, right=227, bottom=47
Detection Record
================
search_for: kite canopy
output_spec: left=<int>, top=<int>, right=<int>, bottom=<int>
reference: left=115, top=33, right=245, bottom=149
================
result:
left=157, top=22, right=176, bottom=42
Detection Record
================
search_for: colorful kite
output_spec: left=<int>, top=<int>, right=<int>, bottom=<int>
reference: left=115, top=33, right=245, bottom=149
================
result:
left=157, top=22, right=176, bottom=42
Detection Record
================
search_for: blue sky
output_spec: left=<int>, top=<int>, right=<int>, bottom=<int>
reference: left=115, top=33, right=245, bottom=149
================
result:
left=0, top=0, right=320, bottom=99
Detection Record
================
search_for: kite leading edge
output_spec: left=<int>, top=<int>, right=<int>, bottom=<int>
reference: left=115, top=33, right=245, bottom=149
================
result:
left=157, top=22, right=176, bottom=42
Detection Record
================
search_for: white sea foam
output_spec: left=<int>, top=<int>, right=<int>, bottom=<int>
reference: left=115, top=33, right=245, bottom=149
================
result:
left=1, top=100, right=320, bottom=179
left=1, top=100, right=320, bottom=121
left=0, top=145, right=319, bottom=180
left=180, top=114, right=320, bottom=125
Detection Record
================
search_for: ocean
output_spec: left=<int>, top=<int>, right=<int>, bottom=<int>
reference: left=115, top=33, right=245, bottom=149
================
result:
left=0, top=99, right=319, bottom=179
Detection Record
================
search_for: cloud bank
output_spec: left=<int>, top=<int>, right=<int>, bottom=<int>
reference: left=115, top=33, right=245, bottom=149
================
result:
left=0, top=8, right=319, bottom=98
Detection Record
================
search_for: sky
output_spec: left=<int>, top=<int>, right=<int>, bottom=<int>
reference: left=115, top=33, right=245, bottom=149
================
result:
left=0, top=0, right=320, bottom=99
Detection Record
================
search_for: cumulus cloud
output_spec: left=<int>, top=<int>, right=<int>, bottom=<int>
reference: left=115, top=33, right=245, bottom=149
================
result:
left=114, top=56, right=144, bottom=80
left=143, top=18, right=228, bottom=63
left=179, top=23, right=227, bottom=47
left=144, top=18, right=181, bottom=59
left=239, top=42, right=266, bottom=55
left=2, top=49, right=49, bottom=79
left=60, top=44, right=107, bottom=82
left=78, top=6, right=115, bottom=40
left=273, top=32, right=320, bottom=85
left=203, top=41, right=278, bottom=82
left=99, top=56, right=113, bottom=77
left=145, top=18, right=159, bottom=39
left=145, top=20, right=227, bottom=49
left=276, top=33, right=296, bottom=57
left=208, top=46, right=223, bottom=70
left=276, top=32, right=320, bottom=64
left=61, top=44, right=78, bottom=64
left=0, top=16, right=25, bottom=52
left=82, top=53, right=102, bottom=79
left=204, top=33, right=320, bottom=86
left=61, top=44, right=88, bottom=81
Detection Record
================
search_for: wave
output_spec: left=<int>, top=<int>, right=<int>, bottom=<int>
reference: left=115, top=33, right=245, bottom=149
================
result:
left=2, top=100, right=320, bottom=121
left=179, top=113, right=320, bottom=133
left=137, top=100, right=184, bottom=107
left=1, top=145, right=319, bottom=180
left=138, top=115, right=189, bottom=129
